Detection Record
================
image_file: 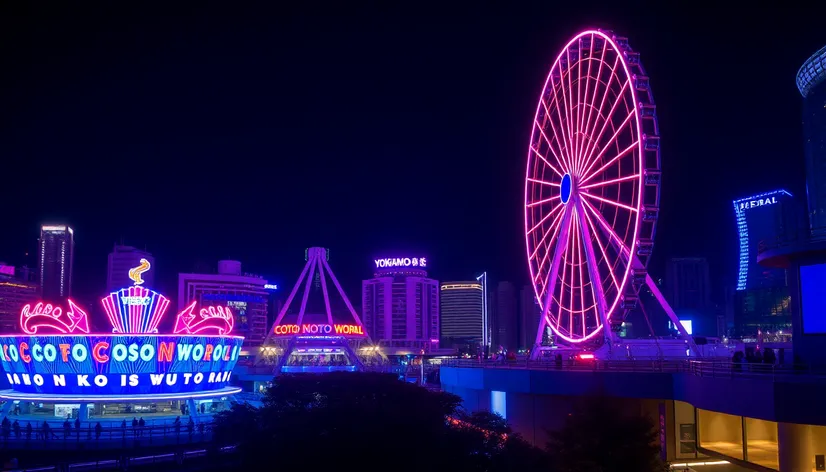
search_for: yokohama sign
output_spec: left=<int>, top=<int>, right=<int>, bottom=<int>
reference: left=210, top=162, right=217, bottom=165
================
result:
left=374, top=257, right=427, bottom=269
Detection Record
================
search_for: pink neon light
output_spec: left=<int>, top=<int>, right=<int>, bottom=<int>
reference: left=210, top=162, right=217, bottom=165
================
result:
left=20, top=299, right=90, bottom=335
left=525, top=29, right=649, bottom=346
left=579, top=353, right=595, bottom=360
left=173, top=302, right=235, bottom=336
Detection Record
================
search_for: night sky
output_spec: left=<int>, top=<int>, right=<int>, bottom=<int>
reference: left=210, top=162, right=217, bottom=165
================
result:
left=1, top=3, right=823, bottom=302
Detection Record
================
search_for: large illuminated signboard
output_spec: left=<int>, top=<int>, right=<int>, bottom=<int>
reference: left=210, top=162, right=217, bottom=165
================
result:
left=0, top=259, right=243, bottom=399
left=374, top=257, right=427, bottom=269
left=272, top=323, right=364, bottom=336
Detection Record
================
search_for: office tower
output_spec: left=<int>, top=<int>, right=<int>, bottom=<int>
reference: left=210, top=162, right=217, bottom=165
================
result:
left=797, top=45, right=826, bottom=234
left=519, top=285, right=541, bottom=350
left=440, top=281, right=484, bottom=350
left=107, top=245, right=155, bottom=292
left=178, top=260, right=269, bottom=348
left=492, top=281, right=518, bottom=351
left=362, top=257, right=439, bottom=353
left=39, top=225, right=74, bottom=300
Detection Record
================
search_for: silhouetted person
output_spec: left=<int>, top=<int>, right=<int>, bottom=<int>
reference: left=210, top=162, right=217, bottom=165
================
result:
left=63, top=419, right=71, bottom=439
left=187, top=417, right=194, bottom=439
left=12, top=420, right=20, bottom=439
left=132, top=417, right=138, bottom=436
left=74, top=417, right=80, bottom=432
left=95, top=422, right=102, bottom=440
left=24, top=422, right=31, bottom=440
left=764, top=348, right=776, bottom=365
left=138, top=417, right=145, bottom=437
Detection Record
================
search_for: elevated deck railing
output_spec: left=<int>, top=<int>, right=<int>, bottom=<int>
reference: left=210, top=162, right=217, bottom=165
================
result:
left=0, top=421, right=215, bottom=450
left=441, top=358, right=826, bottom=382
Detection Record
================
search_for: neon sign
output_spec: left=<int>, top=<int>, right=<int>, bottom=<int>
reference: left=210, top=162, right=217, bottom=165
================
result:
left=374, top=257, right=427, bottom=269
left=173, top=302, right=235, bottom=335
left=128, top=259, right=151, bottom=285
left=20, top=300, right=89, bottom=335
left=738, top=196, right=778, bottom=211
left=0, top=261, right=244, bottom=397
left=264, top=284, right=278, bottom=290
left=272, top=323, right=364, bottom=336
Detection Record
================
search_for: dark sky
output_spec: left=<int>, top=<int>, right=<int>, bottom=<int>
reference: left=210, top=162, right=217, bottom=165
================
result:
left=0, top=2, right=823, bottom=301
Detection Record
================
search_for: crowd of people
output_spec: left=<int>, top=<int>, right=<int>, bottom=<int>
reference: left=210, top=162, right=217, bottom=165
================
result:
left=0, top=415, right=206, bottom=442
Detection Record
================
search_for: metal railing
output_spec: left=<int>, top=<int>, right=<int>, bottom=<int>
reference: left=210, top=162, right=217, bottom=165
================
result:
left=0, top=421, right=215, bottom=450
left=441, top=358, right=826, bottom=382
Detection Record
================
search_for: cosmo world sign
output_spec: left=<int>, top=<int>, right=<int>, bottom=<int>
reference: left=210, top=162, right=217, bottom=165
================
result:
left=374, top=257, right=427, bottom=269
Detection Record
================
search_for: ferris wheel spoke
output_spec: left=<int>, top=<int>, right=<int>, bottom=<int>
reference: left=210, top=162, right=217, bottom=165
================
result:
left=527, top=177, right=561, bottom=187
left=579, top=76, right=628, bottom=177
left=531, top=136, right=565, bottom=177
left=535, top=205, right=574, bottom=309
left=580, top=191, right=639, bottom=213
left=527, top=195, right=562, bottom=208
left=575, top=36, right=595, bottom=171
left=579, top=111, right=637, bottom=182
left=572, top=41, right=584, bottom=167
left=579, top=139, right=640, bottom=187
left=578, top=34, right=607, bottom=175
left=573, top=209, right=588, bottom=337
left=581, top=197, right=633, bottom=259
left=577, top=52, right=621, bottom=176
left=560, top=50, right=577, bottom=169
left=579, top=173, right=640, bottom=190
left=527, top=200, right=563, bottom=236
left=539, top=99, right=574, bottom=172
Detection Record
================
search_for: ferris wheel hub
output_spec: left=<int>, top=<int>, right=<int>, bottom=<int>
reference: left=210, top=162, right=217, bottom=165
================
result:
left=560, top=173, right=573, bottom=204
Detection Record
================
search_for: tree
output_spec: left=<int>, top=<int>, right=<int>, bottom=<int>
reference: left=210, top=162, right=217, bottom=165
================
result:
left=546, top=396, right=669, bottom=472
left=213, top=372, right=552, bottom=472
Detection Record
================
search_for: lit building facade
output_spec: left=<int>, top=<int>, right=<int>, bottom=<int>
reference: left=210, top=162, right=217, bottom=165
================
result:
left=362, top=257, right=439, bottom=354
left=797, top=45, right=826, bottom=234
left=107, top=245, right=155, bottom=292
left=440, top=281, right=484, bottom=351
left=666, top=258, right=713, bottom=336
left=0, top=265, right=38, bottom=334
left=733, top=191, right=797, bottom=339
left=178, top=260, right=269, bottom=349
left=38, top=225, right=74, bottom=301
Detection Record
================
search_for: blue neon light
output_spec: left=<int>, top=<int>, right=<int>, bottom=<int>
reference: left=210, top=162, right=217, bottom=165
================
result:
left=797, top=45, right=826, bottom=98
left=560, top=173, right=572, bottom=205
left=732, top=189, right=792, bottom=291
left=800, top=263, right=826, bottom=334
left=0, top=334, right=243, bottom=396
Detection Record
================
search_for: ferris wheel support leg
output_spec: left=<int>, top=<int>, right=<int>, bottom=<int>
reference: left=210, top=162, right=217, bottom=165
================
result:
left=642, top=272, right=702, bottom=357
left=531, top=206, right=574, bottom=360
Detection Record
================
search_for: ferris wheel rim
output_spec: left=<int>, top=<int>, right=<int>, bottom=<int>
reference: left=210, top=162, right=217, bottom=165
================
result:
left=524, top=29, right=658, bottom=344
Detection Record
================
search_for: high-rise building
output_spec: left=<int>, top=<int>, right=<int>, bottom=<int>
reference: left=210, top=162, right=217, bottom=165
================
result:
left=797, top=45, right=826, bottom=234
left=0, top=264, right=38, bottom=333
left=665, top=258, right=712, bottom=336
left=38, top=225, right=74, bottom=301
left=492, top=281, right=517, bottom=351
left=440, top=281, right=484, bottom=350
left=107, top=245, right=155, bottom=292
left=362, top=257, right=439, bottom=354
left=732, top=191, right=796, bottom=338
left=519, top=284, right=541, bottom=350
left=178, top=260, right=269, bottom=349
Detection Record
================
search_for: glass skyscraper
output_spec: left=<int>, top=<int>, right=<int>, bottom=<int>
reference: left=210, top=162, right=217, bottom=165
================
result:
left=797, top=45, right=826, bottom=234
left=732, top=191, right=797, bottom=338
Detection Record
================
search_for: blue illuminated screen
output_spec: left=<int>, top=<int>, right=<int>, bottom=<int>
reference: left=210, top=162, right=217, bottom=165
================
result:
left=800, top=263, right=826, bottom=334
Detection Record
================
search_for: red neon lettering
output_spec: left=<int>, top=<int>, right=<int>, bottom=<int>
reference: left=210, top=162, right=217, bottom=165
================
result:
left=59, top=343, right=71, bottom=362
left=92, top=342, right=110, bottom=363
left=2, top=345, right=9, bottom=362
left=158, top=341, right=175, bottom=362
left=204, top=344, right=213, bottom=361
left=19, top=342, right=30, bottom=363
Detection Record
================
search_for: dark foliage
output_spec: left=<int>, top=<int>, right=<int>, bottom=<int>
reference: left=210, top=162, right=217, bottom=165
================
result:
left=546, top=396, right=669, bottom=472
left=213, top=372, right=550, bottom=472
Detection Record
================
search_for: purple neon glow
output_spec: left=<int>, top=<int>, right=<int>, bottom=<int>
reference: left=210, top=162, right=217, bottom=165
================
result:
left=525, top=29, right=654, bottom=344
left=270, top=247, right=366, bottom=338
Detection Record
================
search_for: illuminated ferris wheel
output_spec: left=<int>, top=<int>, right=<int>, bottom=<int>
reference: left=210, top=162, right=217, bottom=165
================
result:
left=525, top=30, right=671, bottom=349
